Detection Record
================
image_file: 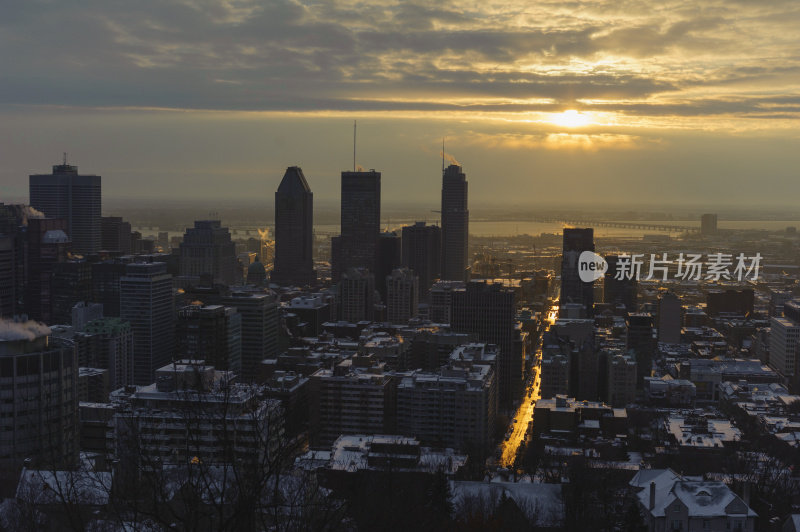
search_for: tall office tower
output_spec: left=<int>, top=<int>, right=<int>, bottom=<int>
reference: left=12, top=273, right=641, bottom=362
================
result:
left=51, top=261, right=92, bottom=324
left=333, top=170, right=381, bottom=281
left=658, top=292, right=682, bottom=344
left=0, top=236, right=14, bottom=318
left=626, top=313, right=655, bottom=387
left=560, top=228, right=595, bottom=316
left=29, top=160, right=101, bottom=254
left=402, top=221, right=441, bottom=301
left=441, top=164, right=469, bottom=281
left=178, top=220, right=238, bottom=287
left=101, top=216, right=132, bottom=254
left=0, top=205, right=29, bottom=318
left=339, top=267, right=375, bottom=323
left=272, top=166, right=316, bottom=286
left=176, top=304, right=243, bottom=374
left=376, top=231, right=401, bottom=303
left=222, top=291, right=278, bottom=378
left=701, top=213, right=718, bottom=235
left=0, top=320, right=78, bottom=468
left=91, top=261, right=127, bottom=317
left=120, top=263, right=174, bottom=385
left=603, top=255, right=638, bottom=312
left=451, top=281, right=521, bottom=407
left=24, top=218, right=71, bottom=323
left=75, top=317, right=134, bottom=390
left=386, top=268, right=419, bottom=325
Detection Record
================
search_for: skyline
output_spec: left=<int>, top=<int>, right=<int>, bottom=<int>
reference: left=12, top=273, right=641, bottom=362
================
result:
left=1, top=0, right=799, bottom=206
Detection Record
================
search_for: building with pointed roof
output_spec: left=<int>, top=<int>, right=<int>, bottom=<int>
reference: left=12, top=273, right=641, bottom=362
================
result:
left=272, top=166, right=315, bottom=286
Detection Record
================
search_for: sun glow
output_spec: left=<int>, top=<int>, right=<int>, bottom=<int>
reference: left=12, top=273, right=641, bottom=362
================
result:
left=550, top=109, right=592, bottom=128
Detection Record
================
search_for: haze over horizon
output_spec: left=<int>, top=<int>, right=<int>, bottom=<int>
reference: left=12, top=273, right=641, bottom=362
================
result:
left=1, top=0, right=799, bottom=207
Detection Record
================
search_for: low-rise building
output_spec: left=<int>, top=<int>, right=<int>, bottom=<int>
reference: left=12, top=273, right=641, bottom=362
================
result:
left=629, top=468, right=756, bottom=532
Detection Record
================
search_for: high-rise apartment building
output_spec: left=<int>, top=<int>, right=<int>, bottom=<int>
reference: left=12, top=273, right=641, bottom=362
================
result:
left=770, top=312, right=800, bottom=391
left=386, top=268, right=418, bottom=325
left=332, top=170, right=381, bottom=281
left=176, top=304, right=243, bottom=374
left=75, top=317, right=134, bottom=390
left=441, top=164, right=469, bottom=281
left=120, top=262, right=174, bottom=385
left=0, top=321, right=78, bottom=468
left=658, top=292, right=682, bottom=344
left=222, top=291, right=279, bottom=378
left=451, top=281, right=522, bottom=407
left=29, top=160, right=101, bottom=254
left=604, top=254, right=637, bottom=312
left=397, top=344, right=497, bottom=454
left=272, top=166, right=315, bottom=286
left=339, top=267, right=375, bottom=323
left=560, top=228, right=595, bottom=316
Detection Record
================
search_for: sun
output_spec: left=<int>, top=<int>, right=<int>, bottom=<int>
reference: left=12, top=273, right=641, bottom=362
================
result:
left=550, top=109, right=591, bottom=128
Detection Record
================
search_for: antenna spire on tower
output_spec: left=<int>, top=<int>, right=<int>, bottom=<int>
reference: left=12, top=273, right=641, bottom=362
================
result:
left=353, top=120, right=357, bottom=172
left=442, top=138, right=445, bottom=174
left=63, top=152, right=67, bottom=165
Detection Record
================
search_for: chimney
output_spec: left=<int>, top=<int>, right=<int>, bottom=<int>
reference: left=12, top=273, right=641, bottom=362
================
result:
left=649, top=481, right=656, bottom=511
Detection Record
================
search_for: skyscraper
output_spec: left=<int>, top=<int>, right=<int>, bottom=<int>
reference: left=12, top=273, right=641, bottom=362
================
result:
left=120, top=262, right=174, bottom=385
left=272, top=166, right=315, bottom=286
left=29, top=160, right=101, bottom=254
left=178, top=220, right=238, bottom=287
left=441, top=164, right=469, bottom=282
left=451, top=281, right=523, bottom=407
left=101, top=216, right=132, bottom=254
left=376, top=231, right=401, bottom=303
left=333, top=170, right=381, bottom=281
left=401, top=221, right=441, bottom=301
left=560, top=228, right=595, bottom=316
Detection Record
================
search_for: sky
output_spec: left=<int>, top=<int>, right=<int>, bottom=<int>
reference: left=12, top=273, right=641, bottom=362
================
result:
left=0, top=0, right=799, bottom=210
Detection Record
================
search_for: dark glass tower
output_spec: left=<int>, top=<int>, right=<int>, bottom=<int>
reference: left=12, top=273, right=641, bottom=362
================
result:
left=401, top=221, right=441, bottom=301
left=441, top=164, right=469, bottom=281
left=332, top=170, right=381, bottom=281
left=29, top=160, right=101, bottom=254
left=272, top=166, right=315, bottom=286
left=560, top=228, right=595, bottom=316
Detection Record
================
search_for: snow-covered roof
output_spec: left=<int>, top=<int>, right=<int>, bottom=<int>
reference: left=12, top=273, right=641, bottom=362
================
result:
left=629, top=468, right=756, bottom=518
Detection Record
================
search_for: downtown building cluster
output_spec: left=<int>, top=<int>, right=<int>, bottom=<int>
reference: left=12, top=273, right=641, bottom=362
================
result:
left=6, top=156, right=800, bottom=529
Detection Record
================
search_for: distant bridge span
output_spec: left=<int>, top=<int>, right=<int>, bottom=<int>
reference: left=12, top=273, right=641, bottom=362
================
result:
left=527, top=217, right=699, bottom=233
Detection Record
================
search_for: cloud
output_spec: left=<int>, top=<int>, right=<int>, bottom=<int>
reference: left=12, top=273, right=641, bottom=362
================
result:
left=0, top=0, right=797, bottom=129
